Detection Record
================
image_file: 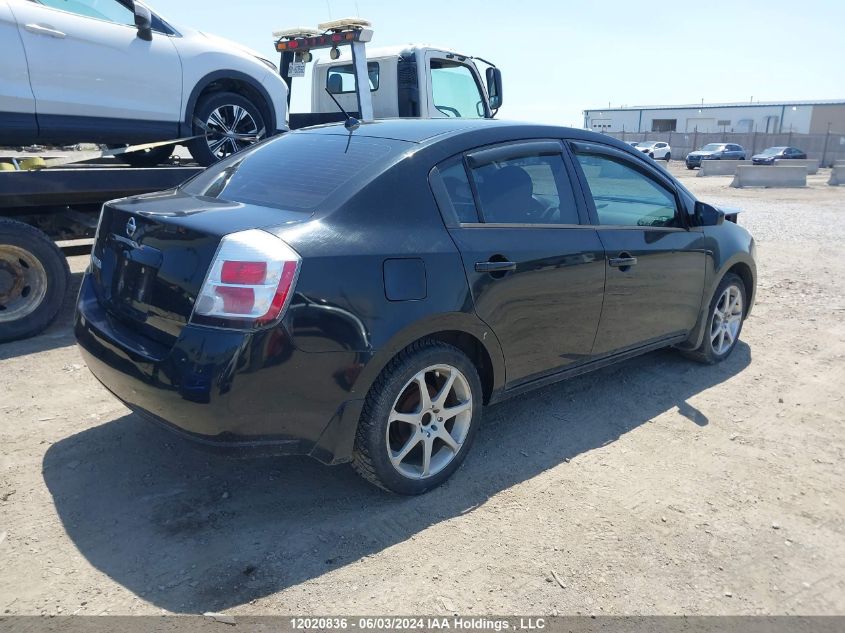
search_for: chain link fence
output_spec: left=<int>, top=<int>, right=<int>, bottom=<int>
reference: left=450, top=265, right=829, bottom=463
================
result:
left=603, top=130, right=845, bottom=166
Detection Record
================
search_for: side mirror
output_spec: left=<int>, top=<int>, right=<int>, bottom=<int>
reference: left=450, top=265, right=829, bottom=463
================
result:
left=134, top=3, right=153, bottom=41
left=695, top=201, right=725, bottom=227
left=485, top=67, right=503, bottom=111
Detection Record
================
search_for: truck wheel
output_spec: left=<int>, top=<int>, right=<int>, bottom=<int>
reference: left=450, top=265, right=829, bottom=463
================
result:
left=352, top=339, right=483, bottom=495
left=188, top=92, right=267, bottom=167
left=109, top=144, right=174, bottom=168
left=0, top=219, right=70, bottom=343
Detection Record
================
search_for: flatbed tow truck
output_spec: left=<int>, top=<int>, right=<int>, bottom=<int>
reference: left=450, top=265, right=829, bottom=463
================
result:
left=0, top=18, right=503, bottom=342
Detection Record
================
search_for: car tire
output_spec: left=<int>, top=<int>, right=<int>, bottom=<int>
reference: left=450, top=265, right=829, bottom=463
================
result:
left=687, top=165, right=695, bottom=170
left=352, top=339, right=483, bottom=495
left=664, top=153, right=671, bottom=162
left=682, top=273, right=747, bottom=365
left=187, top=91, right=268, bottom=167
left=0, top=218, right=70, bottom=343
left=109, top=144, right=174, bottom=168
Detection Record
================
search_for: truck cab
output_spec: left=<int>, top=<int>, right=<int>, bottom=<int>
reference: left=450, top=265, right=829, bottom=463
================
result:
left=311, top=45, right=499, bottom=120
left=276, top=20, right=503, bottom=130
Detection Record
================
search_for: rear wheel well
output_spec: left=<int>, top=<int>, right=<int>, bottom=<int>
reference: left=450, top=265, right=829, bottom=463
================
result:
left=424, top=331, right=495, bottom=404
left=726, top=263, right=754, bottom=316
left=192, top=78, right=273, bottom=130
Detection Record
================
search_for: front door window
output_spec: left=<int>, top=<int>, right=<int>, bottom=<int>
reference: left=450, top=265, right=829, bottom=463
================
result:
left=429, top=60, right=486, bottom=118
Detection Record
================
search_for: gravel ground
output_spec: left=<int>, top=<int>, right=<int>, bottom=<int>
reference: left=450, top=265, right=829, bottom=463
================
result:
left=0, top=165, right=843, bottom=616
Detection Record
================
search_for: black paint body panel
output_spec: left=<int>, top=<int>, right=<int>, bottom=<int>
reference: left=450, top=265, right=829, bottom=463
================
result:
left=75, top=119, right=757, bottom=463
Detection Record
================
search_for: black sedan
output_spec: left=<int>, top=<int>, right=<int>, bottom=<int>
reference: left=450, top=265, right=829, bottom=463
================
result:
left=751, top=146, right=807, bottom=165
left=75, top=119, right=757, bottom=495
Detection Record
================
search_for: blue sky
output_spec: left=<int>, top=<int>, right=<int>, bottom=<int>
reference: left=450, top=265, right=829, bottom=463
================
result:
left=151, top=0, right=845, bottom=127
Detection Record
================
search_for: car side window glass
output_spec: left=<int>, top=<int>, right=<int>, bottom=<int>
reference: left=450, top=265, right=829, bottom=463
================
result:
left=433, top=157, right=479, bottom=224
left=429, top=60, right=486, bottom=118
left=469, top=153, right=580, bottom=225
left=574, top=152, right=679, bottom=228
left=326, top=63, right=380, bottom=94
left=34, top=0, right=135, bottom=26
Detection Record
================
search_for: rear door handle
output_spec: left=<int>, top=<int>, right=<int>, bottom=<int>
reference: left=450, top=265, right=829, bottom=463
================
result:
left=475, top=261, right=516, bottom=274
left=609, top=256, right=638, bottom=268
left=25, top=23, right=67, bottom=38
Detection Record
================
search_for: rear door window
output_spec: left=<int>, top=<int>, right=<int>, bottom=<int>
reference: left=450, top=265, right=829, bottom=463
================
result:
left=470, top=153, right=579, bottom=225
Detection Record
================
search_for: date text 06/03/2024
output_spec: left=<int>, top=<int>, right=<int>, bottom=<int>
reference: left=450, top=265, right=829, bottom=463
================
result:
left=289, top=618, right=547, bottom=631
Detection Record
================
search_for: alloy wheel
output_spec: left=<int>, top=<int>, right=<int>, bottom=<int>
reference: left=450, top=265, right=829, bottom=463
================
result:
left=386, top=364, right=473, bottom=480
left=710, top=285, right=743, bottom=355
left=202, top=105, right=262, bottom=159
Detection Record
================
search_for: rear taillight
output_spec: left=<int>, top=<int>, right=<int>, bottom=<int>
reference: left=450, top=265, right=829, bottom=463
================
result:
left=191, top=229, right=300, bottom=329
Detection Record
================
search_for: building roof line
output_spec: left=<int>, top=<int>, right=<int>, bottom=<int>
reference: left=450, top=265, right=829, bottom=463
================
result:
left=584, top=99, right=845, bottom=113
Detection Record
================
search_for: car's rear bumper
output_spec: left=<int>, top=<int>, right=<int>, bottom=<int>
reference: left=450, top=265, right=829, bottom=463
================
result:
left=74, top=273, right=364, bottom=464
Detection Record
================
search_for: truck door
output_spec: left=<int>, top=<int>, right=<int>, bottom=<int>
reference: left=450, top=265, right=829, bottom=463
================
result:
left=10, top=0, right=182, bottom=142
left=423, top=51, right=489, bottom=119
left=0, top=1, right=37, bottom=142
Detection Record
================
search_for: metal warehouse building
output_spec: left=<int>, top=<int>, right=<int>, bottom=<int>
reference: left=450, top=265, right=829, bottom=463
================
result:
left=583, top=99, right=845, bottom=135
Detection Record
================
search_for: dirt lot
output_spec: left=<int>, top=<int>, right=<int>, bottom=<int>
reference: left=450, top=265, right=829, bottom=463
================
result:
left=1, top=165, right=843, bottom=616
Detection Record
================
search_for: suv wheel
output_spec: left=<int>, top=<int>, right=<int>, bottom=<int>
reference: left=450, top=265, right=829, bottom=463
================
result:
left=682, top=273, right=746, bottom=364
left=352, top=340, right=483, bottom=495
left=188, top=91, right=267, bottom=166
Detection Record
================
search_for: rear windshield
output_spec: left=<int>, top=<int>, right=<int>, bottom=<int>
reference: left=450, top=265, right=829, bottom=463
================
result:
left=182, top=132, right=412, bottom=211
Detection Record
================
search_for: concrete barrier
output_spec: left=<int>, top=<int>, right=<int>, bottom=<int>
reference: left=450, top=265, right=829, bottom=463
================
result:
left=774, top=159, right=819, bottom=175
left=697, top=160, right=750, bottom=177
left=829, top=165, right=845, bottom=186
left=731, top=166, right=807, bottom=188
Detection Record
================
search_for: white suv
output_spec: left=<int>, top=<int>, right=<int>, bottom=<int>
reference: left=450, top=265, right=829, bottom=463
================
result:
left=0, top=0, right=289, bottom=165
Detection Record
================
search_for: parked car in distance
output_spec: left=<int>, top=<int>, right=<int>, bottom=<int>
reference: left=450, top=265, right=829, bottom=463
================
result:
left=751, top=146, right=807, bottom=165
left=633, top=140, right=671, bottom=161
left=685, top=143, right=747, bottom=169
left=75, top=119, right=757, bottom=495
left=1, top=0, right=288, bottom=166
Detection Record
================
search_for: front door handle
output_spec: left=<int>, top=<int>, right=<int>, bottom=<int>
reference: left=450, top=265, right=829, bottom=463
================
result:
left=609, top=256, right=638, bottom=268
left=25, top=23, right=67, bottom=38
left=475, top=260, right=516, bottom=274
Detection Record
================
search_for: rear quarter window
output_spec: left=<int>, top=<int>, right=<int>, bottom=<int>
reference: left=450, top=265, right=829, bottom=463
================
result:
left=182, top=133, right=411, bottom=211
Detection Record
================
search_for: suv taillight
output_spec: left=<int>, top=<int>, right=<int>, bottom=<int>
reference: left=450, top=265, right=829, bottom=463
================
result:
left=191, top=229, right=300, bottom=329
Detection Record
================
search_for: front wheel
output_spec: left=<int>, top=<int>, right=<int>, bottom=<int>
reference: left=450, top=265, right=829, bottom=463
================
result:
left=352, top=340, right=483, bottom=495
left=682, top=273, right=746, bottom=364
left=187, top=91, right=268, bottom=167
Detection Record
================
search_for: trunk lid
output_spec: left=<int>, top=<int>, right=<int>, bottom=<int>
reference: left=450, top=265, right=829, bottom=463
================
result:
left=90, top=189, right=311, bottom=345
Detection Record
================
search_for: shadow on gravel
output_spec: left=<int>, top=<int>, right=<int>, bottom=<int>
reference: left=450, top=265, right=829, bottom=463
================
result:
left=43, top=342, right=750, bottom=613
left=0, top=270, right=83, bottom=361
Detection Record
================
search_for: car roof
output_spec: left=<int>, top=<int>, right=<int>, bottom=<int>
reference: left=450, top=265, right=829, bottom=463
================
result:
left=294, top=118, right=583, bottom=144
